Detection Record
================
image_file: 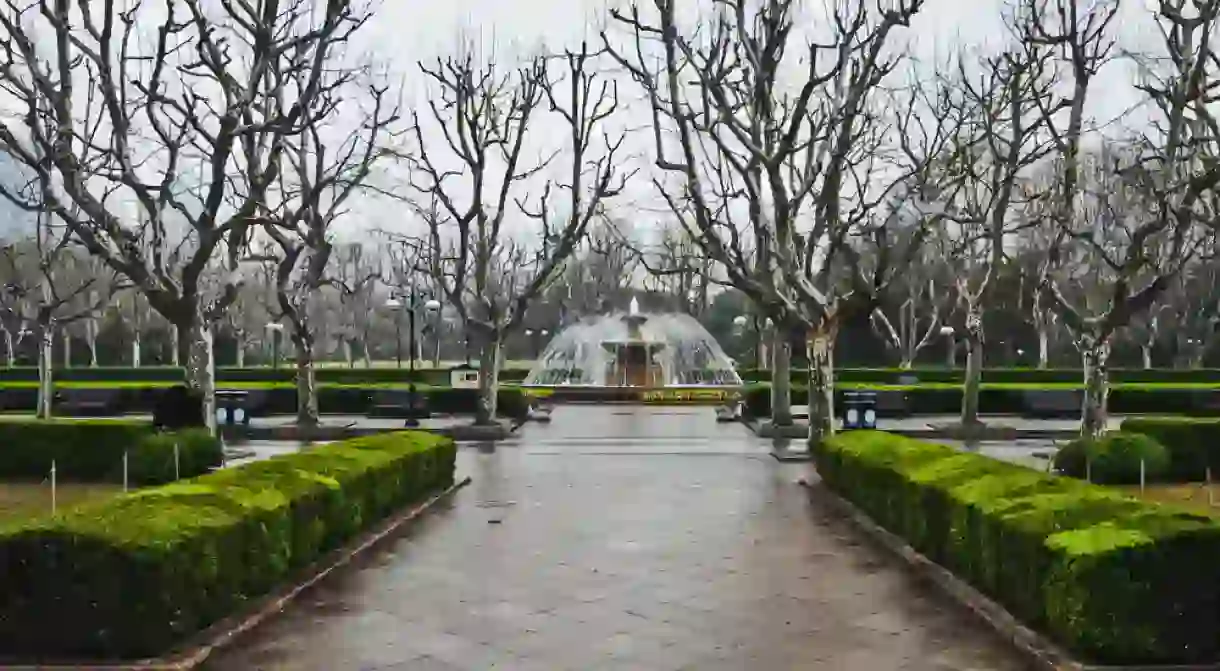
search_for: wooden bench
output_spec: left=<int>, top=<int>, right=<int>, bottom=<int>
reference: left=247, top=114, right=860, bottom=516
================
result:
left=1020, top=390, right=1081, bottom=419
left=366, top=388, right=430, bottom=419
left=55, top=388, right=122, bottom=416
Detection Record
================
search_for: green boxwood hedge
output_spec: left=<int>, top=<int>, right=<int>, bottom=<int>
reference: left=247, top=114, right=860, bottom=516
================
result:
left=818, top=431, right=1220, bottom=665
left=1051, top=432, right=1170, bottom=485
left=0, top=365, right=533, bottom=385
left=738, top=366, right=1220, bottom=385
left=741, top=383, right=1220, bottom=418
left=0, top=430, right=456, bottom=660
left=0, top=384, right=530, bottom=419
left=0, top=419, right=221, bottom=484
left=1119, top=417, right=1220, bottom=481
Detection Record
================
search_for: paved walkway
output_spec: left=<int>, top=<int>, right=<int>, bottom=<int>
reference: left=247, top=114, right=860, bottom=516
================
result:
left=204, top=406, right=1027, bottom=670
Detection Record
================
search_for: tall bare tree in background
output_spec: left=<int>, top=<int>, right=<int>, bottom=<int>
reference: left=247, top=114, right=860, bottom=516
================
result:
left=410, top=43, right=626, bottom=425
left=1033, top=0, right=1220, bottom=439
left=934, top=38, right=1060, bottom=429
left=0, top=0, right=370, bottom=431
left=261, top=74, right=401, bottom=428
left=606, top=0, right=959, bottom=449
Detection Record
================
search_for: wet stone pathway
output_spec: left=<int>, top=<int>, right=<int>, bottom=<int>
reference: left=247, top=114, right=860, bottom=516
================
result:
left=205, top=406, right=1028, bottom=670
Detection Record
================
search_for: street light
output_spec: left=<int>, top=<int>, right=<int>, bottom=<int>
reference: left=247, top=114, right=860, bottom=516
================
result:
left=265, top=322, right=285, bottom=369
left=939, top=326, right=955, bottom=369
left=387, top=290, right=442, bottom=427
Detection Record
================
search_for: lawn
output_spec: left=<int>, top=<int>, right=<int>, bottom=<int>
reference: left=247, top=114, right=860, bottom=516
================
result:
left=1122, top=483, right=1220, bottom=517
left=0, top=482, right=120, bottom=527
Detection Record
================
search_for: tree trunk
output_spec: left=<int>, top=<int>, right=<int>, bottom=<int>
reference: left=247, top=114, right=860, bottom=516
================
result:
left=62, top=329, right=71, bottom=368
left=770, top=338, right=793, bottom=426
left=806, top=331, right=836, bottom=453
left=343, top=339, right=354, bottom=368
left=37, top=318, right=53, bottom=419
left=1037, top=328, right=1050, bottom=369
left=360, top=339, right=371, bottom=368
left=170, top=324, right=181, bottom=366
left=1141, top=343, right=1153, bottom=369
left=1080, top=338, right=1111, bottom=441
left=86, top=320, right=98, bottom=367
left=294, top=329, right=319, bottom=428
left=433, top=331, right=442, bottom=368
left=960, top=309, right=984, bottom=427
left=131, top=332, right=142, bottom=368
left=182, top=318, right=217, bottom=435
left=475, top=332, right=502, bottom=426
left=1, top=328, right=13, bottom=366
left=235, top=344, right=246, bottom=368
left=898, top=356, right=913, bottom=370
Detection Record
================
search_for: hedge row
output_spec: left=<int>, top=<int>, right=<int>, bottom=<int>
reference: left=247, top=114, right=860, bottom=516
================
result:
left=818, top=431, right=1220, bottom=664
left=0, top=430, right=457, bottom=660
left=1120, top=417, right=1220, bottom=481
left=0, top=385, right=531, bottom=419
left=0, top=419, right=221, bottom=485
left=738, top=366, right=1220, bottom=385
left=0, top=366, right=533, bottom=385
left=741, top=383, right=1220, bottom=417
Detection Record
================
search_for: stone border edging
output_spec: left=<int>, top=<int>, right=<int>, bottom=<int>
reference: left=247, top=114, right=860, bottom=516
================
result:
left=3, top=476, right=473, bottom=671
left=800, top=478, right=1220, bottom=671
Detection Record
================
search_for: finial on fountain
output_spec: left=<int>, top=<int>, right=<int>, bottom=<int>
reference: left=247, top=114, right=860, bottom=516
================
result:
left=629, top=296, right=640, bottom=317
left=622, top=295, right=647, bottom=339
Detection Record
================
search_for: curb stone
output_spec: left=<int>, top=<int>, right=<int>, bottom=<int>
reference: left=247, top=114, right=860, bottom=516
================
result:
left=800, top=478, right=1220, bottom=671
left=1, top=476, right=473, bottom=671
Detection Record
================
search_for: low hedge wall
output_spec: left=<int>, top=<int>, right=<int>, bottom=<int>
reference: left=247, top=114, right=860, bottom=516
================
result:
left=0, top=384, right=530, bottom=419
left=741, top=383, right=1220, bottom=417
left=1120, top=417, right=1220, bottom=481
left=818, top=431, right=1220, bottom=665
left=0, top=365, right=533, bottom=385
left=0, top=430, right=457, bottom=660
left=0, top=419, right=221, bottom=485
left=738, top=366, right=1220, bottom=385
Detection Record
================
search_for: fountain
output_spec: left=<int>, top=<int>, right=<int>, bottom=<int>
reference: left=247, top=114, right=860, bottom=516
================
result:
left=522, top=298, right=743, bottom=400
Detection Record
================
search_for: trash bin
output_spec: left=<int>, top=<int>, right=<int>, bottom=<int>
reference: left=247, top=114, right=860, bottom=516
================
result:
left=842, top=391, right=877, bottom=430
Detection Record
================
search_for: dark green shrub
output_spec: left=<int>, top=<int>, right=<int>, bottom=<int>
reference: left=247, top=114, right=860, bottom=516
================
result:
left=1053, top=432, right=1170, bottom=484
left=0, top=430, right=456, bottom=659
left=1120, top=417, right=1220, bottom=481
left=0, top=419, right=219, bottom=484
left=819, top=431, right=1220, bottom=665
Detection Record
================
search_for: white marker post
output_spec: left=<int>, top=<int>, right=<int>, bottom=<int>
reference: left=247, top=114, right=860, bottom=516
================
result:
left=50, top=460, right=57, bottom=515
left=174, top=442, right=180, bottom=481
left=1140, top=458, right=1146, bottom=494
left=1210, top=468, right=1215, bottom=508
left=122, top=450, right=129, bottom=493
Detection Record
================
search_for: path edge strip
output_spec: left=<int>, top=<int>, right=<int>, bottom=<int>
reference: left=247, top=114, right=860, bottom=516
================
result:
left=4, top=476, right=473, bottom=671
left=800, top=478, right=1220, bottom=671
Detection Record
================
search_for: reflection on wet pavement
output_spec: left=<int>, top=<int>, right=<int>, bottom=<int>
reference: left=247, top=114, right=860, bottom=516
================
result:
left=203, top=406, right=1027, bottom=670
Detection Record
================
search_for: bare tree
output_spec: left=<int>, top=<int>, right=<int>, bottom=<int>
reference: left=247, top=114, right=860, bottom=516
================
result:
left=0, top=0, right=371, bottom=431
left=870, top=257, right=955, bottom=369
left=605, top=0, right=957, bottom=448
left=1033, top=0, right=1219, bottom=439
left=260, top=77, right=400, bottom=427
left=410, top=43, right=625, bottom=424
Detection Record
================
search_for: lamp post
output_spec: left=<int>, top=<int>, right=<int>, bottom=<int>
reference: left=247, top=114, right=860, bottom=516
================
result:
left=940, top=326, right=955, bottom=368
left=265, top=322, right=284, bottom=370
left=387, top=291, right=441, bottom=427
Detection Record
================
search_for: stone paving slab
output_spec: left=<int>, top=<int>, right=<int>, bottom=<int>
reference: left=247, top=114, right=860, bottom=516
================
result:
left=203, top=406, right=1027, bottom=670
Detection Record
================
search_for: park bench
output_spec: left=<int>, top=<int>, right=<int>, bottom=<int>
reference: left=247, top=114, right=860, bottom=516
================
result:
left=54, top=388, right=123, bottom=416
left=366, top=388, right=430, bottom=419
left=1020, top=389, right=1081, bottom=419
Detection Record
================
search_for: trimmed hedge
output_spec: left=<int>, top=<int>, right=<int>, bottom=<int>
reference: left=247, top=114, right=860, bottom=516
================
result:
left=0, top=384, right=530, bottom=419
left=741, top=383, right=1220, bottom=417
left=0, top=430, right=456, bottom=660
left=1120, top=417, right=1220, bottom=481
left=0, top=365, right=533, bottom=385
left=818, top=431, right=1220, bottom=665
left=1052, top=432, right=1170, bottom=485
left=738, top=366, right=1220, bottom=385
left=0, top=419, right=221, bottom=484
